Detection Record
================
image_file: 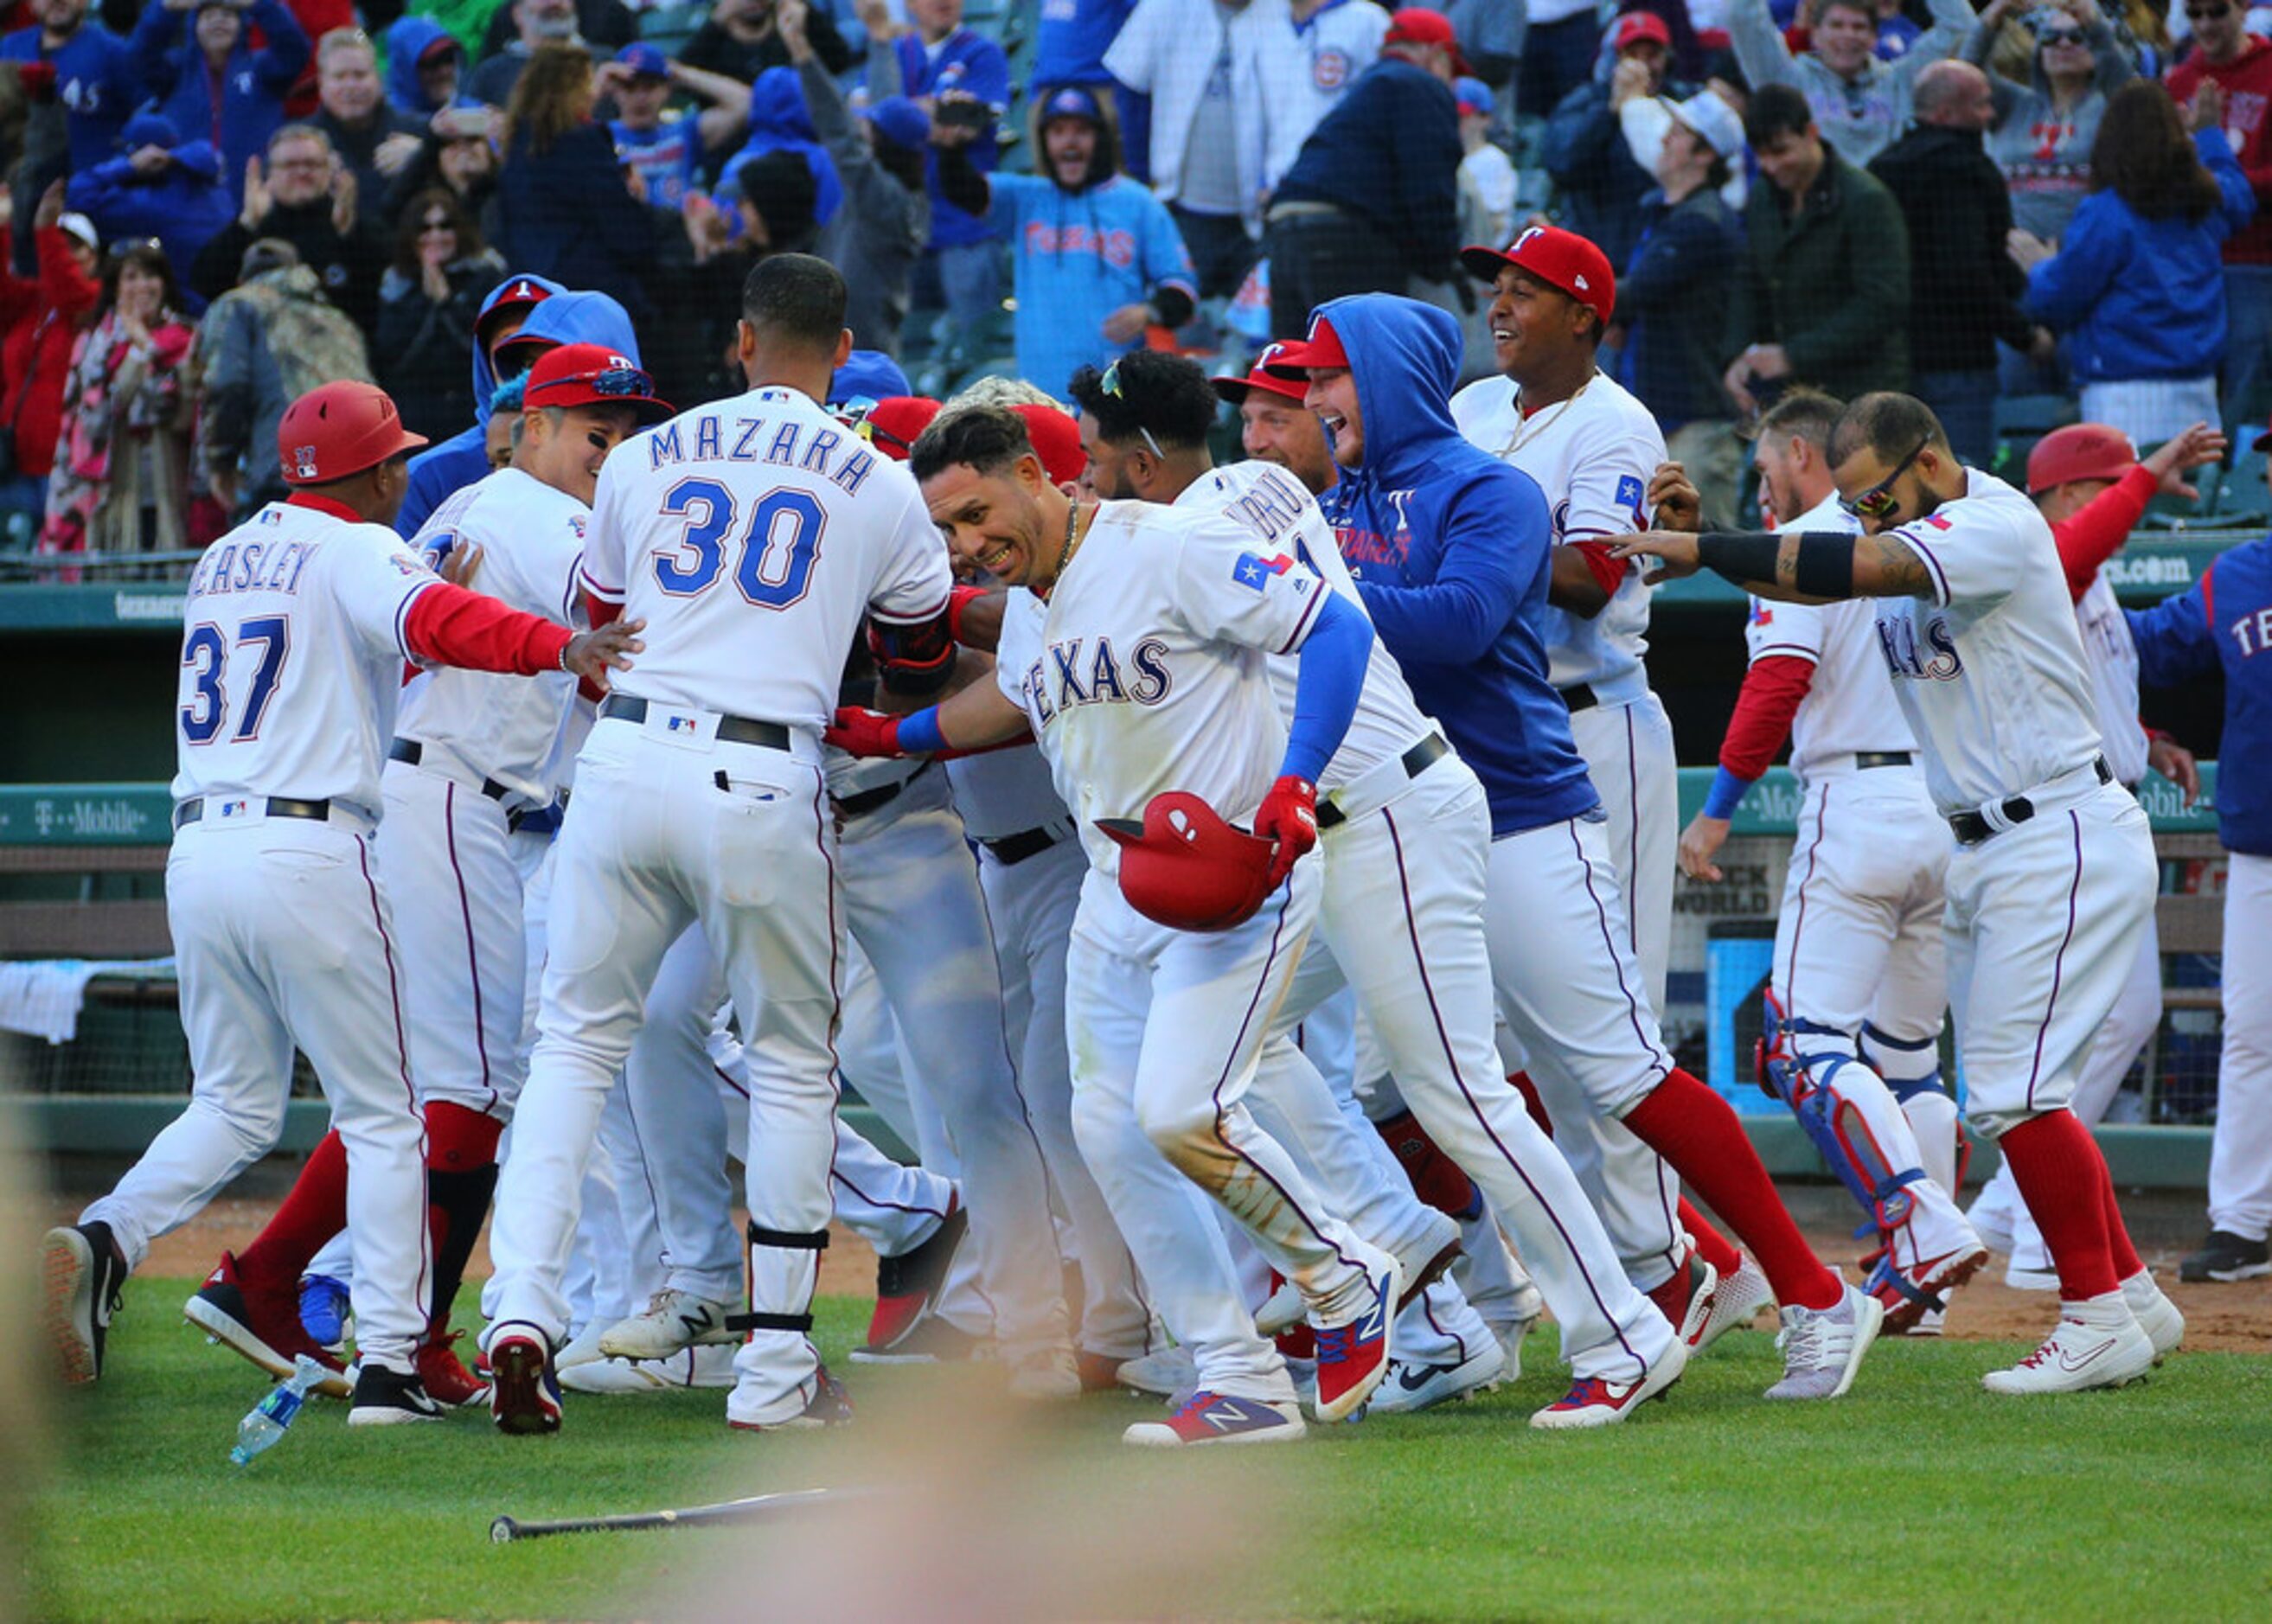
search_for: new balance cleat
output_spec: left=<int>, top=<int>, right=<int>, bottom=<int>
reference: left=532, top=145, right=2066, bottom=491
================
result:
left=1360, top=1340, right=1507, bottom=1417
left=1311, top=1249, right=1400, bottom=1423
left=42, top=1222, right=125, bottom=1385
left=185, top=1252, right=350, bottom=1397
left=1983, top=1302, right=2154, bottom=1394
left=1529, top=1339, right=1688, bottom=1430
left=598, top=1288, right=739, bottom=1361
left=1123, top=1390, right=1305, bottom=1448
left=1764, top=1283, right=1882, bottom=1401
left=348, top=1363, right=444, bottom=1426
left=489, top=1328, right=563, bottom=1435
left=1868, top=1242, right=1989, bottom=1334
left=1390, top=1209, right=1462, bottom=1310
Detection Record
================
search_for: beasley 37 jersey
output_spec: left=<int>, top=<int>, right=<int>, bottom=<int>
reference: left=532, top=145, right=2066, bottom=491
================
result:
left=1179, top=457, right=1434, bottom=791
left=172, top=498, right=445, bottom=812
left=1875, top=468, right=2105, bottom=813
left=1450, top=368, right=1664, bottom=694
left=1745, top=493, right=1919, bottom=782
left=996, top=497, right=1332, bottom=876
left=399, top=467, right=589, bottom=804
left=579, top=385, right=951, bottom=729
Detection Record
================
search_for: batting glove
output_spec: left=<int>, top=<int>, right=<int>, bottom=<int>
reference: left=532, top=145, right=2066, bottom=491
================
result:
left=1254, top=775, right=1319, bottom=887
left=825, top=706, right=906, bottom=758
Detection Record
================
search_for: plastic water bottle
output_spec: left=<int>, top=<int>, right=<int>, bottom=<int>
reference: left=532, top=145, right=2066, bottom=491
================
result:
left=229, top=1355, right=329, bottom=1467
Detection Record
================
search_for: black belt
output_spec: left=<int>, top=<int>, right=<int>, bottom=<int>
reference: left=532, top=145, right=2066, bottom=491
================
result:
left=835, top=761, right=930, bottom=819
left=1948, top=757, right=2111, bottom=846
left=390, top=738, right=513, bottom=804
left=599, top=693, right=791, bottom=751
left=1558, top=682, right=1598, bottom=713
left=1315, top=733, right=1451, bottom=830
left=173, top=796, right=330, bottom=833
left=982, top=821, right=1070, bottom=866
left=1856, top=751, right=1912, bottom=770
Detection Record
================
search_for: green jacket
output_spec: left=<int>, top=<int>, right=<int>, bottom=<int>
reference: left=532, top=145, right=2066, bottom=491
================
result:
left=414, top=0, right=510, bottom=63
left=1726, top=151, right=1911, bottom=401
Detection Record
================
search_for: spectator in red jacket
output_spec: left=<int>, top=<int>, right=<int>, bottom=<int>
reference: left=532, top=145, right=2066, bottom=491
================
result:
left=2167, top=0, right=2272, bottom=429
left=0, top=179, right=99, bottom=548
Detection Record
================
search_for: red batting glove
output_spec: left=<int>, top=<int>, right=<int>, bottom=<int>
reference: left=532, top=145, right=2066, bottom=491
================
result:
left=946, top=583, right=989, bottom=644
left=824, top=706, right=905, bottom=758
left=1253, top=775, right=1318, bottom=887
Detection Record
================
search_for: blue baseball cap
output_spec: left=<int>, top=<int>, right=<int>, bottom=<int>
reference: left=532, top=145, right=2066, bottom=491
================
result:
left=829, top=349, right=912, bottom=406
left=1040, top=85, right=1104, bottom=126
left=615, top=42, right=669, bottom=80
left=1454, top=76, right=1492, bottom=117
left=862, top=95, right=931, bottom=150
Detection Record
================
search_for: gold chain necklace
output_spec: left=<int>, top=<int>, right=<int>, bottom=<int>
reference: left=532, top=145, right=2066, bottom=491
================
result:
left=1496, top=372, right=1597, bottom=459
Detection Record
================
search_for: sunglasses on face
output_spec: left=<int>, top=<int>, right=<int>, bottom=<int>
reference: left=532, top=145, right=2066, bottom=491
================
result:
left=2186, top=3, right=2230, bottom=16
left=1838, top=437, right=1929, bottom=521
left=2038, top=27, right=2086, bottom=44
left=419, top=217, right=453, bottom=231
left=1098, top=359, right=1166, bottom=458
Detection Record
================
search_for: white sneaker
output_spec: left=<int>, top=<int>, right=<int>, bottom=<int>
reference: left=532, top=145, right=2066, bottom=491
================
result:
left=1360, top=1339, right=1506, bottom=1417
left=1006, top=1346, right=1080, bottom=1402
left=2119, top=1272, right=2185, bottom=1363
left=1114, top=1345, right=1197, bottom=1397
left=555, top=1320, right=611, bottom=1371
left=598, top=1288, right=740, bottom=1360
left=560, top=1343, right=740, bottom=1394
left=1699, top=1256, right=1776, bottom=1349
left=1764, top=1283, right=1882, bottom=1400
left=1983, top=1300, right=2154, bottom=1394
left=1253, top=1279, right=1305, bottom=1337
left=1529, top=1339, right=1688, bottom=1430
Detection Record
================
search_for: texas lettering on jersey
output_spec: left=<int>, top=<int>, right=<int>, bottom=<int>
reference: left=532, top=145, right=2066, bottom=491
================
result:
left=1878, top=612, right=1964, bottom=682
left=1017, top=635, right=1173, bottom=724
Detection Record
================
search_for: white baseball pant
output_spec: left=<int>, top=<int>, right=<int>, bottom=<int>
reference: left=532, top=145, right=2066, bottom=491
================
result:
left=2208, top=852, right=2272, bottom=1243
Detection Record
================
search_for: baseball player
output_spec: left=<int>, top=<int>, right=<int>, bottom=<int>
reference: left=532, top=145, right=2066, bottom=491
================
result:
left=480, top=256, right=959, bottom=1435
left=39, top=381, right=639, bottom=1422
left=1968, top=421, right=2220, bottom=1287
left=2123, top=427, right=2272, bottom=1288
left=1062, top=349, right=1687, bottom=1426
left=1449, top=225, right=1749, bottom=1327
left=834, top=404, right=1407, bottom=1446
left=1674, top=389, right=1986, bottom=1333
left=1288, top=294, right=1884, bottom=1401
left=1616, top=391, right=2188, bottom=1392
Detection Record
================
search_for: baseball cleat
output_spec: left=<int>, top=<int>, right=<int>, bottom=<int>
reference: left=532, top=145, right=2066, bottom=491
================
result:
left=2121, top=1271, right=2185, bottom=1363
left=42, top=1222, right=125, bottom=1385
left=1123, top=1390, right=1305, bottom=1448
left=864, top=1200, right=969, bottom=1352
left=488, top=1328, right=563, bottom=1435
left=561, top=1344, right=741, bottom=1394
left=1529, top=1338, right=1688, bottom=1431
left=1645, top=1245, right=1720, bottom=1351
left=1360, top=1339, right=1507, bottom=1417
left=2178, top=1229, right=2271, bottom=1283
left=728, top=1366, right=854, bottom=1432
left=1391, top=1209, right=1462, bottom=1310
left=850, top=1312, right=980, bottom=1365
left=1253, top=1277, right=1305, bottom=1338
left=185, top=1253, right=351, bottom=1397
left=597, top=1288, right=740, bottom=1361
left=348, top=1362, right=445, bottom=1427
left=1868, top=1242, right=1990, bottom=1334
left=1006, top=1346, right=1082, bottom=1402
left=1764, top=1282, right=1882, bottom=1401
left=1114, top=1345, right=1197, bottom=1397
left=1982, top=1302, right=2154, bottom=1395
left=415, top=1331, right=490, bottom=1408
left=1311, top=1248, right=1401, bottom=1423
left=1697, top=1256, right=1776, bottom=1350
left=554, top=1320, right=611, bottom=1372
left=298, top=1274, right=352, bottom=1354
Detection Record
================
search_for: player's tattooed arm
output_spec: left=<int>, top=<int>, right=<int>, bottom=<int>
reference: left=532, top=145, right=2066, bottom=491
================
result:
left=1611, top=529, right=1932, bottom=604
left=1846, top=532, right=1936, bottom=600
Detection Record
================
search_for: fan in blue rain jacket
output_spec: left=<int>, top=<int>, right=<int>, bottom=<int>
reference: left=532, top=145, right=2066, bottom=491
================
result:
left=127, top=0, right=310, bottom=208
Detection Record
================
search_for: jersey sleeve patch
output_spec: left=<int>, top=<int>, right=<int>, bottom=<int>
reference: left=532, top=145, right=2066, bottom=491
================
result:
left=1232, top=550, right=1296, bottom=592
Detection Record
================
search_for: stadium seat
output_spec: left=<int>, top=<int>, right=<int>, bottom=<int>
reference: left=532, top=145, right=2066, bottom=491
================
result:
left=1993, top=393, right=2078, bottom=440
left=2214, top=447, right=2269, bottom=528
left=639, top=3, right=706, bottom=56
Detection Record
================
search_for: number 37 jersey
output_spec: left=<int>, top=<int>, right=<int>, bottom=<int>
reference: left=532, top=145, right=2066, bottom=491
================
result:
left=579, top=385, right=952, bottom=730
left=171, top=497, right=445, bottom=811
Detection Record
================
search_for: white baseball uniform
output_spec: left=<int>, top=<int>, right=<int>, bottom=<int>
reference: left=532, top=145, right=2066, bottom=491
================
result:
left=81, top=497, right=448, bottom=1371
left=997, top=497, right=1377, bottom=1405
left=483, top=385, right=952, bottom=1426
left=1450, top=367, right=1685, bottom=1289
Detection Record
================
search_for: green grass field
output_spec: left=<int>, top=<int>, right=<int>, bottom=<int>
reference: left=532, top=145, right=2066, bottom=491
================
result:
left=21, top=1278, right=2272, bottom=1622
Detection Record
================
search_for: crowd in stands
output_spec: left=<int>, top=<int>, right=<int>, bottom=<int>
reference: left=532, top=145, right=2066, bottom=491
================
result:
left=0, top=0, right=2261, bottom=566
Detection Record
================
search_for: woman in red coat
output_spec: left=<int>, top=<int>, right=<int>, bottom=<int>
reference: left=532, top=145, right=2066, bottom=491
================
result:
left=0, top=179, right=100, bottom=551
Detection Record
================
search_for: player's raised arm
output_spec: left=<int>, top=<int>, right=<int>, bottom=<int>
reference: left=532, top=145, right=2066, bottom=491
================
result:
left=1610, top=527, right=1935, bottom=603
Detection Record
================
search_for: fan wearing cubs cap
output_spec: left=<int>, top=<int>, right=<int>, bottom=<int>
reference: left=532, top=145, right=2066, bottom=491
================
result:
left=830, top=401, right=1411, bottom=1445
left=600, top=42, right=755, bottom=214
left=1450, top=224, right=1755, bottom=1339
left=39, top=380, right=643, bottom=1415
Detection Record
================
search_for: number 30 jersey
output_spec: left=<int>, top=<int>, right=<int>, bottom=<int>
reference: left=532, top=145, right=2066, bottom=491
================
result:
left=171, top=495, right=445, bottom=812
left=580, top=385, right=951, bottom=730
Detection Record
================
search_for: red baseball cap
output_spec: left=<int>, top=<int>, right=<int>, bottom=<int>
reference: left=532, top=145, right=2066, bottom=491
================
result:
left=1613, top=10, right=1673, bottom=51
left=1213, top=340, right=1311, bottom=406
left=1459, top=225, right=1616, bottom=326
left=1098, top=791, right=1277, bottom=931
left=2026, top=423, right=2137, bottom=494
left=476, top=275, right=552, bottom=348
left=523, top=342, right=674, bottom=424
left=852, top=394, right=942, bottom=461
left=1013, top=402, right=1091, bottom=488
left=1382, top=7, right=1470, bottom=72
left=1259, top=314, right=1350, bottom=378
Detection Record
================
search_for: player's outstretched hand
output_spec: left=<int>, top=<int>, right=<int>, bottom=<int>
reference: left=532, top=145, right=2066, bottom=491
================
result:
left=1610, top=530, right=1699, bottom=585
left=1678, top=811, right=1730, bottom=883
left=2143, top=421, right=2229, bottom=502
left=561, top=619, right=644, bottom=688
left=1255, top=775, right=1318, bottom=887
left=1648, top=461, right=1703, bottom=533
left=826, top=706, right=906, bottom=758
left=437, top=540, right=482, bottom=588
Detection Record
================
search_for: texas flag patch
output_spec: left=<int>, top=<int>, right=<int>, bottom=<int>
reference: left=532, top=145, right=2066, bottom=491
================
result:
left=1616, top=474, right=1646, bottom=524
left=1750, top=602, right=1774, bottom=626
left=1233, top=551, right=1295, bottom=592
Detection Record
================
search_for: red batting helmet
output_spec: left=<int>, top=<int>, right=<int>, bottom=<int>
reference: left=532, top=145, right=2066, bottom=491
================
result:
left=1098, top=791, right=1277, bottom=932
left=278, top=380, right=428, bottom=486
left=2026, top=423, right=2136, bottom=495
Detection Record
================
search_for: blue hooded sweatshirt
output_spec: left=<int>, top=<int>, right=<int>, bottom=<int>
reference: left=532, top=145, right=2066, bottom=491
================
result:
left=1315, top=294, right=1599, bottom=837
left=2, top=21, right=140, bottom=174
left=384, top=16, right=466, bottom=116
left=829, top=349, right=910, bottom=403
left=394, top=272, right=587, bottom=538
left=715, top=68, right=843, bottom=227
left=2127, top=535, right=2272, bottom=857
left=66, top=110, right=234, bottom=301
left=127, top=0, right=310, bottom=208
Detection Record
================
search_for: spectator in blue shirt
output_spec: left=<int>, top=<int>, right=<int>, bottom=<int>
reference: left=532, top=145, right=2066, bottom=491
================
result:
left=934, top=83, right=1195, bottom=399
left=384, top=16, right=468, bottom=118
left=601, top=42, right=751, bottom=213
left=2, top=0, right=141, bottom=176
left=128, top=0, right=310, bottom=210
left=63, top=109, right=235, bottom=300
left=1030, top=0, right=1146, bottom=182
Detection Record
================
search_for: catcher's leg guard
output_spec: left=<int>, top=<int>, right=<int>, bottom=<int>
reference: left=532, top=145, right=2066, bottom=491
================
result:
left=1766, top=1015, right=1930, bottom=1243
left=1864, top=1023, right=1966, bottom=1198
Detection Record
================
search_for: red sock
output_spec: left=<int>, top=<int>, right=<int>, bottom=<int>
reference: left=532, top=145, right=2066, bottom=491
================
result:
left=1996, top=1111, right=2118, bottom=1301
left=2096, top=1141, right=2144, bottom=1281
left=236, top=1129, right=349, bottom=1287
left=1680, top=1199, right=1744, bottom=1276
left=1508, top=1071, right=1554, bottom=1137
left=1622, top=1070, right=1843, bottom=1311
left=425, top=1100, right=504, bottom=1171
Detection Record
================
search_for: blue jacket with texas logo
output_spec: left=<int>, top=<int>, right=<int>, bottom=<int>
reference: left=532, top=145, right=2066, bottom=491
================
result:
left=2127, top=534, right=2272, bottom=857
left=1312, top=292, right=1598, bottom=836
